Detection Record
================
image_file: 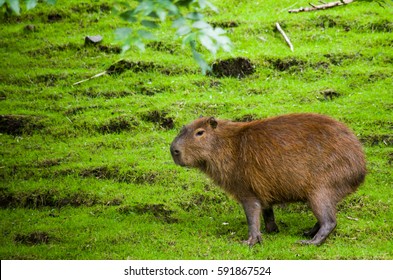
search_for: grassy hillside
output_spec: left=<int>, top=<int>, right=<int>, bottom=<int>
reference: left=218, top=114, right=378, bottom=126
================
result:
left=0, top=0, right=392, bottom=259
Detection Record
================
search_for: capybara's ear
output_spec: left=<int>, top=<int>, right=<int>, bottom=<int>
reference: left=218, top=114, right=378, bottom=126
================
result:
left=208, top=117, right=218, bottom=129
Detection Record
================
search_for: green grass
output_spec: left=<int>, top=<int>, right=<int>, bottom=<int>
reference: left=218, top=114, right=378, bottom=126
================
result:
left=0, top=0, right=392, bottom=259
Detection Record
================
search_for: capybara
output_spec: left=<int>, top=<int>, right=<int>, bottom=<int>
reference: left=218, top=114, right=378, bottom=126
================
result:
left=170, top=113, right=366, bottom=246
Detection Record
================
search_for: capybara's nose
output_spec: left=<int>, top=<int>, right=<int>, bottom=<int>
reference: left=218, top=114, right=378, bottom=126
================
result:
left=170, top=145, right=180, bottom=157
left=173, top=149, right=180, bottom=156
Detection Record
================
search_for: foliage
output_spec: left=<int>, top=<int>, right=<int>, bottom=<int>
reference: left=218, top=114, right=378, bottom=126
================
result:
left=113, top=0, right=232, bottom=74
left=0, top=0, right=56, bottom=15
left=1, top=0, right=232, bottom=74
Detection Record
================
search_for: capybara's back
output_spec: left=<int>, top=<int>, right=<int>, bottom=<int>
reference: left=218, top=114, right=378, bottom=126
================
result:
left=170, top=113, right=366, bottom=246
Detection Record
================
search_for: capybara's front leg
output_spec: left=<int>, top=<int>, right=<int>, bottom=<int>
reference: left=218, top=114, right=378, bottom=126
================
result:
left=241, top=198, right=262, bottom=246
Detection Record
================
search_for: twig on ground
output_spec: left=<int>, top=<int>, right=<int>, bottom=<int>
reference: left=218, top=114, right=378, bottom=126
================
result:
left=73, top=71, right=107, bottom=86
left=275, top=22, right=294, bottom=52
left=288, top=0, right=354, bottom=13
left=72, top=59, right=135, bottom=86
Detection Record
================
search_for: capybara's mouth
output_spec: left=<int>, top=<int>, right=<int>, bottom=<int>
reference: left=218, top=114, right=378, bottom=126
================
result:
left=172, top=156, right=185, bottom=166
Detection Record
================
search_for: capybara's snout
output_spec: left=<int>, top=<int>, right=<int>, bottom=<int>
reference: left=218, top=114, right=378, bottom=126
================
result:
left=170, top=140, right=184, bottom=166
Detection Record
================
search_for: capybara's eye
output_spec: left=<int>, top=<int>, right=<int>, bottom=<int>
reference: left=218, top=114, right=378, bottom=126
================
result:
left=195, top=130, right=205, bottom=137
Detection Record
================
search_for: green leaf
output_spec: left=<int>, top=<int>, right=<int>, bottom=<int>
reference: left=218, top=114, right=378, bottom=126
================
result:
left=176, top=0, right=194, bottom=7
left=162, top=0, right=178, bottom=15
left=135, top=0, right=154, bottom=16
left=191, top=42, right=211, bottom=75
left=132, top=38, right=145, bottom=52
left=198, top=0, right=208, bottom=9
left=120, top=10, right=137, bottom=22
left=121, top=43, right=131, bottom=53
left=137, top=29, right=156, bottom=40
left=182, top=32, right=197, bottom=46
left=115, top=27, right=133, bottom=41
left=44, top=0, right=56, bottom=4
left=25, top=0, right=38, bottom=10
left=199, top=33, right=217, bottom=54
left=206, top=1, right=218, bottom=13
left=155, top=8, right=167, bottom=21
left=199, top=0, right=218, bottom=12
left=6, top=0, right=20, bottom=14
left=192, top=20, right=210, bottom=30
left=172, top=17, right=186, bottom=29
left=216, top=36, right=232, bottom=52
left=141, top=20, right=159, bottom=29
left=176, top=25, right=191, bottom=36
left=186, top=12, right=203, bottom=21
left=0, top=0, right=6, bottom=6
left=147, top=11, right=160, bottom=19
left=213, top=27, right=226, bottom=36
left=203, top=27, right=228, bottom=43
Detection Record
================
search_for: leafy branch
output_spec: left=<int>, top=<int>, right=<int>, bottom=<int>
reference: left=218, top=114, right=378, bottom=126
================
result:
left=113, top=0, right=232, bottom=74
left=0, top=0, right=56, bottom=15
left=1, top=0, right=231, bottom=74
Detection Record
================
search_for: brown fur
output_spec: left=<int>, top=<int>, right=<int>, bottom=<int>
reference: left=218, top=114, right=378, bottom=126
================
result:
left=170, top=113, right=366, bottom=246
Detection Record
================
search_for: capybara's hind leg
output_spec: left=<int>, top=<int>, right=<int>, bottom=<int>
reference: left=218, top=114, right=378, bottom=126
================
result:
left=301, top=195, right=337, bottom=245
left=241, top=198, right=262, bottom=246
left=262, top=208, right=279, bottom=233
left=303, top=222, right=320, bottom=238
left=303, top=218, right=336, bottom=245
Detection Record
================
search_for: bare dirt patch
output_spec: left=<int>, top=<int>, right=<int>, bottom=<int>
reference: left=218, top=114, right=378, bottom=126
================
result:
left=0, top=187, right=99, bottom=208
left=319, top=89, right=341, bottom=101
left=15, top=231, right=53, bottom=245
left=99, top=115, right=139, bottom=134
left=0, top=115, right=45, bottom=136
left=211, top=21, right=239, bottom=28
left=142, top=110, right=174, bottom=130
left=118, top=203, right=178, bottom=223
left=211, top=57, right=255, bottom=78
left=268, top=57, right=329, bottom=72
left=106, top=60, right=157, bottom=75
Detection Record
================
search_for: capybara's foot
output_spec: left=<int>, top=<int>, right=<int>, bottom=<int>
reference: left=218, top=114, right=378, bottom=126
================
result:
left=263, top=208, right=279, bottom=234
left=298, top=239, right=323, bottom=246
left=299, top=239, right=313, bottom=245
left=243, top=234, right=262, bottom=247
left=266, top=222, right=279, bottom=234
left=303, top=224, right=319, bottom=237
left=303, top=230, right=315, bottom=238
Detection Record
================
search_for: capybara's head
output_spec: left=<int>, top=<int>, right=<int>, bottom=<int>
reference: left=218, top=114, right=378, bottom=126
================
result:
left=170, top=117, right=218, bottom=168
